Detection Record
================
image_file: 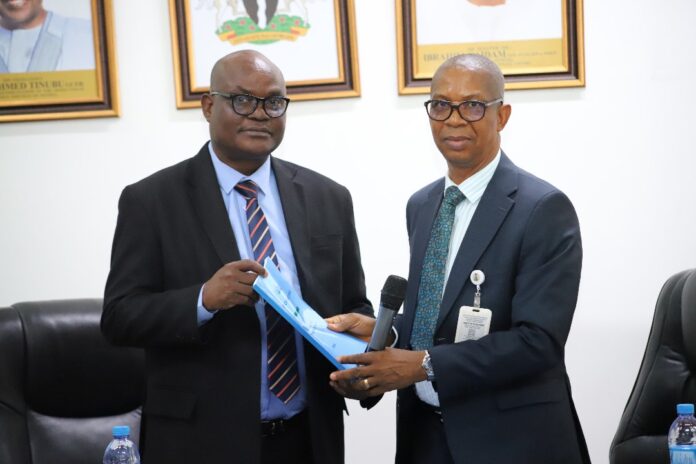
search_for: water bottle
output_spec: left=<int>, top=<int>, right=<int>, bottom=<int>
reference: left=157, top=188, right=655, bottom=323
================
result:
left=669, top=403, right=696, bottom=464
left=103, top=425, right=140, bottom=464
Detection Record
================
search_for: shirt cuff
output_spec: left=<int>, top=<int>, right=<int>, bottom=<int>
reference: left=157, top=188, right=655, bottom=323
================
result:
left=197, top=284, right=216, bottom=326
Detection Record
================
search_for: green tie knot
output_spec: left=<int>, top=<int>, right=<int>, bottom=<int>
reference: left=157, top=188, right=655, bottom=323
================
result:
left=443, top=186, right=465, bottom=208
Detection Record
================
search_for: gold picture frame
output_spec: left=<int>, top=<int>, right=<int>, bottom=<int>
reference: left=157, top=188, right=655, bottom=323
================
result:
left=0, top=0, right=119, bottom=123
left=396, top=0, right=585, bottom=94
left=169, top=0, right=360, bottom=108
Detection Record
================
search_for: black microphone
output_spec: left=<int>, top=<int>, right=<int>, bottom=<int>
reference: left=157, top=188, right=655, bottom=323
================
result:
left=367, top=275, right=408, bottom=352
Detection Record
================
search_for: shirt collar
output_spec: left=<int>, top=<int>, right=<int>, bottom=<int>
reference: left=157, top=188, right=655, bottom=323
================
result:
left=444, top=149, right=501, bottom=204
left=208, top=141, right=273, bottom=197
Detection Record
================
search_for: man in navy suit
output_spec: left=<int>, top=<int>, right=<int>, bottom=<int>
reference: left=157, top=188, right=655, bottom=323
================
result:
left=328, top=54, right=591, bottom=463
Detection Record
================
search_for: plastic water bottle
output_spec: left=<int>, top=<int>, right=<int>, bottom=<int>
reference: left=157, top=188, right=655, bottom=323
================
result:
left=669, top=404, right=696, bottom=464
left=103, top=425, right=140, bottom=464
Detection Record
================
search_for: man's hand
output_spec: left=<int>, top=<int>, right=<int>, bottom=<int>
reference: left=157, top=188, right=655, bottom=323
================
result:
left=329, top=377, right=372, bottom=401
left=329, top=349, right=427, bottom=397
left=325, top=313, right=376, bottom=343
left=202, top=259, right=266, bottom=311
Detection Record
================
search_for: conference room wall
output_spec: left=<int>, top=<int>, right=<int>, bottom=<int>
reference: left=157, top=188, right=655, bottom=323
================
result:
left=1, top=1, right=694, bottom=462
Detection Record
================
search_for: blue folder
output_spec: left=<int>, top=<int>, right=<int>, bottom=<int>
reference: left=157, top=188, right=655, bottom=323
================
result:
left=253, top=258, right=367, bottom=370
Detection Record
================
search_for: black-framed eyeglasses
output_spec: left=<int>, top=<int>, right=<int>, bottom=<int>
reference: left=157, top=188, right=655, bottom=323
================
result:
left=424, top=98, right=503, bottom=122
left=209, top=91, right=290, bottom=118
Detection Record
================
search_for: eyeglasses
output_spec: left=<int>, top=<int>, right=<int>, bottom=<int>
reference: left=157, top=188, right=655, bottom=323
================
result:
left=424, top=98, right=503, bottom=122
left=209, top=91, right=290, bottom=118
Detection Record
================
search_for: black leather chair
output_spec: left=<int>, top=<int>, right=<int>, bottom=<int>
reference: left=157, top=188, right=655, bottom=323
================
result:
left=0, top=299, right=145, bottom=464
left=610, top=269, right=696, bottom=463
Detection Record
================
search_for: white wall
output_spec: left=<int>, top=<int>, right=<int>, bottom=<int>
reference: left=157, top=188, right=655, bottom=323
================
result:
left=2, top=1, right=696, bottom=462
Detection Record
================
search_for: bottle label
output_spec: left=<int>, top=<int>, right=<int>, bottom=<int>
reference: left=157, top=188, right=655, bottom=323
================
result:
left=670, top=445, right=696, bottom=464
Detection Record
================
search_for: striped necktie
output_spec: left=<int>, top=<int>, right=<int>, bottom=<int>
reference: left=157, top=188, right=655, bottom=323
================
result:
left=234, top=180, right=300, bottom=404
left=410, top=186, right=466, bottom=350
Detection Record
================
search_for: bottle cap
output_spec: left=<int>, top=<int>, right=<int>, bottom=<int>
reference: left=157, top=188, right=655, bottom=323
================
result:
left=112, top=425, right=130, bottom=438
left=677, top=404, right=695, bottom=415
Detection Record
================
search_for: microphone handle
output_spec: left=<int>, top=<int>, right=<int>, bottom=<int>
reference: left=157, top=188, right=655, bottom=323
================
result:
left=366, top=305, right=397, bottom=352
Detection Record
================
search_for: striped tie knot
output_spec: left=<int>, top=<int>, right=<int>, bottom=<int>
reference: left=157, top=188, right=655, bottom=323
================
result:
left=234, top=179, right=260, bottom=200
left=234, top=180, right=277, bottom=267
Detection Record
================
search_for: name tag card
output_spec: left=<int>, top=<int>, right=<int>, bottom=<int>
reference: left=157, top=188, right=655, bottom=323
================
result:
left=454, top=306, right=491, bottom=342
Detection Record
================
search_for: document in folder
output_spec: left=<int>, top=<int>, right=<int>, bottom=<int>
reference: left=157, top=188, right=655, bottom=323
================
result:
left=253, top=258, right=368, bottom=370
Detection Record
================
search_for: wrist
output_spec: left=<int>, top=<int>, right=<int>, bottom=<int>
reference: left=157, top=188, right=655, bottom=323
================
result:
left=201, top=284, right=218, bottom=312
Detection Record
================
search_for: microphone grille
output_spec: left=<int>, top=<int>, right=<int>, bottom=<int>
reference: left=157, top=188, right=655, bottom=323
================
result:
left=381, top=275, right=408, bottom=309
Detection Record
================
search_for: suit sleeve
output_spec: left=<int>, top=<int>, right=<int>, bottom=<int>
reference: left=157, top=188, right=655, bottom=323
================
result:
left=340, top=188, right=373, bottom=318
left=429, top=190, right=582, bottom=401
left=101, top=185, right=203, bottom=348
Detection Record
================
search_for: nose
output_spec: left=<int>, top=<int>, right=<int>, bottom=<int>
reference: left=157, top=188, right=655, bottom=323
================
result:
left=248, top=101, right=270, bottom=121
left=445, top=108, right=469, bottom=127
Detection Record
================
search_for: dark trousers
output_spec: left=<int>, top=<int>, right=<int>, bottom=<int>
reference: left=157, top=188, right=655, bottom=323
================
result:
left=409, top=400, right=455, bottom=464
left=261, top=410, right=313, bottom=464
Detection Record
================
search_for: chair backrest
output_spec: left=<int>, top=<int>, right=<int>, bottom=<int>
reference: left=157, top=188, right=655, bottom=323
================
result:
left=0, top=299, right=145, bottom=464
left=610, top=269, right=696, bottom=463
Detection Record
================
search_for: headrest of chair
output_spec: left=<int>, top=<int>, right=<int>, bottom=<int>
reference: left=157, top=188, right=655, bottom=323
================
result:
left=0, top=305, right=25, bottom=413
left=683, top=269, right=696, bottom=367
left=15, top=299, right=144, bottom=418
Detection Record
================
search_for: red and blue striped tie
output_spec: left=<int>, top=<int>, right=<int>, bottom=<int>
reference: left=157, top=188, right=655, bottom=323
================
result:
left=234, top=180, right=300, bottom=404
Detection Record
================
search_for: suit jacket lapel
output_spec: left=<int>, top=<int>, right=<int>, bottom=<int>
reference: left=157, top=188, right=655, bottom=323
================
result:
left=186, top=144, right=240, bottom=265
left=271, top=158, right=312, bottom=290
left=435, top=153, right=518, bottom=331
left=400, top=180, right=445, bottom=347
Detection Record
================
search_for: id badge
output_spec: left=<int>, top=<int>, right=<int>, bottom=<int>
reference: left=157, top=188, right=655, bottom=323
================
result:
left=454, top=306, right=492, bottom=342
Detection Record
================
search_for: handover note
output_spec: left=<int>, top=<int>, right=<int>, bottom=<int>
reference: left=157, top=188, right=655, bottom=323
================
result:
left=253, top=258, right=368, bottom=370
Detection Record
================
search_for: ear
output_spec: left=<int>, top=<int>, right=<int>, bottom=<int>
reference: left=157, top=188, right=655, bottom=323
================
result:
left=201, top=94, right=213, bottom=122
left=496, top=103, right=511, bottom=131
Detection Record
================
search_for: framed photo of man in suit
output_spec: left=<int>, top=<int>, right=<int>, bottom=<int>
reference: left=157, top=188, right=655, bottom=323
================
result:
left=396, top=0, right=585, bottom=94
left=169, top=0, right=360, bottom=107
left=0, top=0, right=119, bottom=123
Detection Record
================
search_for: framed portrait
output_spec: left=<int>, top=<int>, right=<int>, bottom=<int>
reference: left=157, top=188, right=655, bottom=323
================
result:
left=0, top=0, right=119, bottom=123
left=169, top=0, right=360, bottom=108
left=396, top=0, right=585, bottom=94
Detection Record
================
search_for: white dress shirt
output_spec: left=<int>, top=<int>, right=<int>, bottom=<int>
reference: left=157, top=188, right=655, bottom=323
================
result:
left=415, top=150, right=501, bottom=406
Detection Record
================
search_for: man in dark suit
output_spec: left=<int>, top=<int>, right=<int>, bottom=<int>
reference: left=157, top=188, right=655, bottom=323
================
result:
left=327, top=54, right=591, bottom=463
left=101, top=50, right=372, bottom=464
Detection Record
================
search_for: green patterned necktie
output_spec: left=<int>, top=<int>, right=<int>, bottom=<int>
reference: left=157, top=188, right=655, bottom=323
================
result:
left=411, top=186, right=466, bottom=350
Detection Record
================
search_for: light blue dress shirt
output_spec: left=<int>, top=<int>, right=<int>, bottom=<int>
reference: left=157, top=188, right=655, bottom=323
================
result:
left=196, top=143, right=307, bottom=420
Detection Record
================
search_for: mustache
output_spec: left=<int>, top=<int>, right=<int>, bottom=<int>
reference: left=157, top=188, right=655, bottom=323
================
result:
left=239, top=126, right=272, bottom=134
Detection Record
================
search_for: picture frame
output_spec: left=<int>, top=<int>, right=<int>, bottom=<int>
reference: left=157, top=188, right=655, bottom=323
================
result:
left=0, top=0, right=119, bottom=123
left=396, top=0, right=585, bottom=94
left=169, top=0, right=361, bottom=108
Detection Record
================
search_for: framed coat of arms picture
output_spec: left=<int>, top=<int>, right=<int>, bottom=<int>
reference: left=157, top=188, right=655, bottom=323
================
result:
left=169, top=0, right=360, bottom=107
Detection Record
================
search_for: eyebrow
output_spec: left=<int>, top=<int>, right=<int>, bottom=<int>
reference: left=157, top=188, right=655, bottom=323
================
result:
left=234, top=86, right=285, bottom=97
